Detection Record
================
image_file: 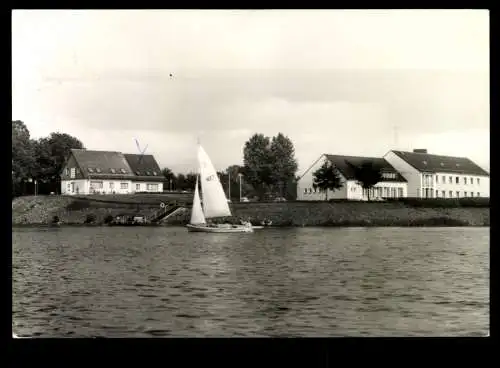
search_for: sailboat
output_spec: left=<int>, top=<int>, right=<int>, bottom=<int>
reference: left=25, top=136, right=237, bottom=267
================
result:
left=186, top=144, right=254, bottom=233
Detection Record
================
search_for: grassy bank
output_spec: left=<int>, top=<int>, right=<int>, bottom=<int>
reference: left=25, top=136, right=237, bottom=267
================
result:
left=12, top=194, right=488, bottom=227
left=165, top=200, right=490, bottom=227
left=11, top=194, right=183, bottom=225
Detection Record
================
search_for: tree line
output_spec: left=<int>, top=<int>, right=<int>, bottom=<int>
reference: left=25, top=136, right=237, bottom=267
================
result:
left=12, top=120, right=85, bottom=197
left=162, top=132, right=300, bottom=200
left=13, top=120, right=301, bottom=200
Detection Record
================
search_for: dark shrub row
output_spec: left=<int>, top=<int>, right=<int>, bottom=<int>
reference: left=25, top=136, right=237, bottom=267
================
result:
left=384, top=197, right=489, bottom=208
left=319, top=217, right=472, bottom=227
left=66, top=199, right=92, bottom=211
left=289, top=197, right=489, bottom=207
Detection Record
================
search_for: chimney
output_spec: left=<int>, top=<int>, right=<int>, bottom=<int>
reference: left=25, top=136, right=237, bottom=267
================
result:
left=413, top=149, right=427, bottom=154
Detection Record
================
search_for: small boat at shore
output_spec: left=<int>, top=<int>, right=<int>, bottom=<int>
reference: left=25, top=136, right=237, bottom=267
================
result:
left=186, top=144, right=254, bottom=233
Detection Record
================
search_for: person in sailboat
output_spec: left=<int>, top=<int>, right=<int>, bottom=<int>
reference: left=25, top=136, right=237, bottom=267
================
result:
left=239, top=217, right=252, bottom=227
left=187, top=143, right=254, bottom=233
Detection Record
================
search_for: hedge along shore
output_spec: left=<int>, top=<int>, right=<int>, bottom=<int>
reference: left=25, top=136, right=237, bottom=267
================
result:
left=12, top=195, right=490, bottom=227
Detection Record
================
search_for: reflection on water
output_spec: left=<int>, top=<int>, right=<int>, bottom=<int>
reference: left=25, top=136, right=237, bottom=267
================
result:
left=12, top=226, right=489, bottom=337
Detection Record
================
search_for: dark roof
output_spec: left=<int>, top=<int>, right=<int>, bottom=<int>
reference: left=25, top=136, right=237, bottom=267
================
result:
left=325, top=154, right=407, bottom=182
left=390, top=150, right=489, bottom=176
left=87, top=175, right=166, bottom=183
left=68, top=149, right=165, bottom=182
left=123, top=154, right=162, bottom=177
left=71, top=149, right=133, bottom=178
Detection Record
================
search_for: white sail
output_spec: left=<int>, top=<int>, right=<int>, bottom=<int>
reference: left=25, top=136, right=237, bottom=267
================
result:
left=190, top=176, right=206, bottom=225
left=197, top=144, right=232, bottom=219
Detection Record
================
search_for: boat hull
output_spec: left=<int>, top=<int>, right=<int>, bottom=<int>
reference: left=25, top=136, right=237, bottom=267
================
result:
left=186, top=224, right=254, bottom=233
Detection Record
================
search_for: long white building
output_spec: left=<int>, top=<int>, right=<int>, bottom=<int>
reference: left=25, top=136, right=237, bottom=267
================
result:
left=60, top=149, right=166, bottom=195
left=297, top=154, right=408, bottom=201
left=384, top=149, right=489, bottom=198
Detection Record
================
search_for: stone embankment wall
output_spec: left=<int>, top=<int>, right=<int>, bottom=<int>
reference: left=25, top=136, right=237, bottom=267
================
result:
left=12, top=196, right=161, bottom=225
left=12, top=196, right=490, bottom=227
left=160, top=201, right=490, bottom=227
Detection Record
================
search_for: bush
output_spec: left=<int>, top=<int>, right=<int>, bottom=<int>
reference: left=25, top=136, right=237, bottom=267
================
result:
left=407, top=217, right=469, bottom=226
left=66, top=199, right=92, bottom=211
left=392, top=197, right=489, bottom=208
left=84, top=214, right=96, bottom=224
left=319, top=216, right=470, bottom=227
left=104, top=215, right=114, bottom=224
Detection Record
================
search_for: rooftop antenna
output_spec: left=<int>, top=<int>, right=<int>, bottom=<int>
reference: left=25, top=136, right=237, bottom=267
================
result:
left=134, top=138, right=149, bottom=165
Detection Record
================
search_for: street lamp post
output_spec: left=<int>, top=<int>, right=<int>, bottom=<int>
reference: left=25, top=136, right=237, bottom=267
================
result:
left=238, top=173, right=243, bottom=202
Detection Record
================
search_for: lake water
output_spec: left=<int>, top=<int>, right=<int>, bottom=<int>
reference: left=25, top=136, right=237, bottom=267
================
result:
left=12, top=226, right=489, bottom=337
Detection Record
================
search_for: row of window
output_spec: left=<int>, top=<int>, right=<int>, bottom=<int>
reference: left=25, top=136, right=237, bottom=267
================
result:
left=136, top=170, right=159, bottom=176
left=88, top=168, right=129, bottom=174
left=89, top=181, right=159, bottom=191
left=381, top=172, right=398, bottom=179
left=364, top=187, right=403, bottom=198
left=424, top=189, right=481, bottom=198
left=304, top=188, right=326, bottom=194
left=303, top=186, right=482, bottom=199
left=424, top=174, right=481, bottom=186
left=304, top=186, right=404, bottom=198
left=65, top=167, right=159, bottom=177
left=66, top=181, right=160, bottom=194
left=90, top=181, right=128, bottom=189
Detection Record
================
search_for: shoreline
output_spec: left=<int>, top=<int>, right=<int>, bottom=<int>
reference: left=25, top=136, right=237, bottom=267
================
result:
left=12, top=221, right=490, bottom=229
left=12, top=195, right=490, bottom=228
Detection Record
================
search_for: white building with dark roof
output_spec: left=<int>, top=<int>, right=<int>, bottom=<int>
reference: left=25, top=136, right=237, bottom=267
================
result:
left=297, top=154, right=408, bottom=201
left=60, top=149, right=165, bottom=195
left=384, top=149, right=489, bottom=198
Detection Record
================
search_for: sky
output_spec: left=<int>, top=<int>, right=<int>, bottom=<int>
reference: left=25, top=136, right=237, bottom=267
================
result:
left=12, top=9, right=490, bottom=174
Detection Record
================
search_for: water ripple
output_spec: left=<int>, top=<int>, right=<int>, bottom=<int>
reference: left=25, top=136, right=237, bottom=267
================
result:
left=12, top=226, right=489, bottom=337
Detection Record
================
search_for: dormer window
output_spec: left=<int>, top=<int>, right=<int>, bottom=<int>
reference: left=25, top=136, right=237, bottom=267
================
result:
left=422, top=161, right=427, bottom=165
left=110, top=168, right=116, bottom=174
left=88, top=168, right=94, bottom=173
left=153, top=171, right=157, bottom=176
left=136, top=171, right=141, bottom=175
left=146, top=171, right=151, bottom=176
left=456, top=163, right=460, bottom=167
left=440, top=163, right=444, bottom=167
left=96, top=168, right=102, bottom=173
left=120, top=168, right=126, bottom=174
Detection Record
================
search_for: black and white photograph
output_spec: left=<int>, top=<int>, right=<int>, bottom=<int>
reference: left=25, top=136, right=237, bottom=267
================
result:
left=12, top=9, right=489, bottom=337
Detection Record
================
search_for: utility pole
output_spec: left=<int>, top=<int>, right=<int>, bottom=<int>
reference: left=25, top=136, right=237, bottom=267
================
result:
left=238, top=173, right=243, bottom=202
left=228, top=171, right=231, bottom=201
